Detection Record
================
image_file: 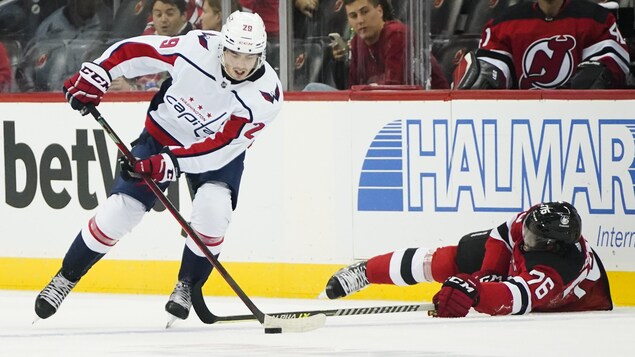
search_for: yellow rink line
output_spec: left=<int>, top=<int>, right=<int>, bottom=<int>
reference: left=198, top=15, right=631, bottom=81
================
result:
left=2, top=258, right=634, bottom=306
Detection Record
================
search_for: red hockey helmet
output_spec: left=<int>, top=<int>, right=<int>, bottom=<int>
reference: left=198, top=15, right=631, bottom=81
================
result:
left=522, top=201, right=582, bottom=250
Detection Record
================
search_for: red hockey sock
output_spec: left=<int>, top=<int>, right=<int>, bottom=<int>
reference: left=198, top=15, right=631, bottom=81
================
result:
left=366, top=252, right=395, bottom=284
left=430, top=245, right=459, bottom=283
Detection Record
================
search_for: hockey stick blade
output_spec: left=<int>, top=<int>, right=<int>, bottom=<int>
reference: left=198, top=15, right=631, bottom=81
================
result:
left=191, top=281, right=325, bottom=332
left=192, top=281, right=434, bottom=325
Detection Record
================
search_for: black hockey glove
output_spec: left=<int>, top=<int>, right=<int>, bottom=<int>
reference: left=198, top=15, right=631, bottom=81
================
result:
left=568, top=61, right=614, bottom=89
left=118, top=156, right=141, bottom=182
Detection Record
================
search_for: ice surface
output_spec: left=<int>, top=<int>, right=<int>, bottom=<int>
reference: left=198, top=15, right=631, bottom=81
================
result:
left=1, top=290, right=632, bottom=356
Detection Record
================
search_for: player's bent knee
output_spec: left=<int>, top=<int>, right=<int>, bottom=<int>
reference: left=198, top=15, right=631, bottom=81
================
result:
left=81, top=194, right=146, bottom=253
left=92, top=194, right=146, bottom=239
left=190, top=182, right=233, bottom=238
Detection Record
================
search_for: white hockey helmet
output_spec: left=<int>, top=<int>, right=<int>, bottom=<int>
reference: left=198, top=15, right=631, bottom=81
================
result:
left=220, top=11, right=267, bottom=77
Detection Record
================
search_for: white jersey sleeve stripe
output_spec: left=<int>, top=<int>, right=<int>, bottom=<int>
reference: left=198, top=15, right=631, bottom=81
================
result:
left=489, top=218, right=515, bottom=252
left=504, top=276, right=532, bottom=315
left=582, top=39, right=630, bottom=71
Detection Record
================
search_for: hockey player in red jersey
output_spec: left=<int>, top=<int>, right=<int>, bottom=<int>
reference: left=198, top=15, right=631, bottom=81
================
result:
left=454, top=0, right=630, bottom=89
left=323, top=201, right=613, bottom=317
left=34, top=11, right=282, bottom=326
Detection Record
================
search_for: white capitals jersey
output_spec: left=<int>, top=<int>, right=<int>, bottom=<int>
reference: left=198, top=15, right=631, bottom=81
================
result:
left=94, top=30, right=283, bottom=174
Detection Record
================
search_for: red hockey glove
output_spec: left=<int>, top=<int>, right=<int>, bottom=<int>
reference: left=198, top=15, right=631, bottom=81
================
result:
left=432, top=274, right=481, bottom=318
left=120, top=151, right=180, bottom=183
left=63, top=62, right=111, bottom=115
left=134, top=152, right=180, bottom=183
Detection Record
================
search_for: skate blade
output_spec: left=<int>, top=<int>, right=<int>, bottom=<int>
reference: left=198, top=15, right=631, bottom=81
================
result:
left=32, top=316, right=41, bottom=325
left=165, top=313, right=179, bottom=329
left=317, top=290, right=328, bottom=299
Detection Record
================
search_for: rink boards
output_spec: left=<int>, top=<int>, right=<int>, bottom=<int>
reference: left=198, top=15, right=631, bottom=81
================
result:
left=0, top=91, right=634, bottom=305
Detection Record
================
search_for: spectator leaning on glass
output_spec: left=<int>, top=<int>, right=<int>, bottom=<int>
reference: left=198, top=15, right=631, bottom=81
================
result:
left=454, top=0, right=630, bottom=89
left=304, top=0, right=448, bottom=91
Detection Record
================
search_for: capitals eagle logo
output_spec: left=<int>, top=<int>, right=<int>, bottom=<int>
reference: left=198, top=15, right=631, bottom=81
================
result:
left=260, top=85, right=281, bottom=103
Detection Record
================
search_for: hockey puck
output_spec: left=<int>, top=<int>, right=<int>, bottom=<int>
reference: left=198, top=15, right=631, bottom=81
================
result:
left=264, top=327, right=283, bottom=334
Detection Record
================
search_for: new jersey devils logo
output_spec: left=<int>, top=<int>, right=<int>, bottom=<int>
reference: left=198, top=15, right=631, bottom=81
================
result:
left=519, top=35, right=576, bottom=89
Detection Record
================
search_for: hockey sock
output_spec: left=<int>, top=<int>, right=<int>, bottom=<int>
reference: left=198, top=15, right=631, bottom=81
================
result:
left=365, top=247, right=460, bottom=285
left=177, top=245, right=215, bottom=285
left=367, top=248, right=433, bottom=285
left=61, top=232, right=105, bottom=282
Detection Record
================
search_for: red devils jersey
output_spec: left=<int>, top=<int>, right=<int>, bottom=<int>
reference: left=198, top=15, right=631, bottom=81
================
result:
left=476, top=0, right=630, bottom=89
left=477, top=209, right=612, bottom=315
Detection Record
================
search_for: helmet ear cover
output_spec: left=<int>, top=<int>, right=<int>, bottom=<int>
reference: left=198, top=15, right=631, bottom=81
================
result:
left=523, top=201, right=582, bottom=251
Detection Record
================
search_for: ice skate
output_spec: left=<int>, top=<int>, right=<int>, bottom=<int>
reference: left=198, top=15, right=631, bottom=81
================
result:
left=34, top=270, right=77, bottom=320
left=165, top=281, right=192, bottom=328
left=320, top=261, right=369, bottom=299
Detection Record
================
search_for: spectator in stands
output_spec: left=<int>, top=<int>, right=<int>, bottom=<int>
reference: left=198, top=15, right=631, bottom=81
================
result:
left=30, top=0, right=111, bottom=41
left=246, top=0, right=321, bottom=40
left=15, top=0, right=112, bottom=92
left=146, top=0, right=193, bottom=36
left=201, top=0, right=242, bottom=31
left=143, top=0, right=201, bottom=35
left=134, top=0, right=193, bottom=91
left=18, top=0, right=70, bottom=41
left=108, top=75, right=141, bottom=91
left=295, top=0, right=319, bottom=18
left=246, top=0, right=280, bottom=39
left=245, top=0, right=326, bottom=90
left=0, top=42, right=12, bottom=92
left=454, top=0, right=630, bottom=89
left=304, top=0, right=448, bottom=90
left=292, top=0, right=321, bottom=39
left=0, top=1, right=27, bottom=38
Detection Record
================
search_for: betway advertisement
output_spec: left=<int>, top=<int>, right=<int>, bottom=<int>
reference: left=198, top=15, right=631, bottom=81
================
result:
left=1, top=96, right=634, bottom=272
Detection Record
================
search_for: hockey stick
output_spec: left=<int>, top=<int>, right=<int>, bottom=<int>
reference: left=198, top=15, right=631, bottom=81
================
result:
left=86, top=106, right=325, bottom=333
left=191, top=282, right=435, bottom=324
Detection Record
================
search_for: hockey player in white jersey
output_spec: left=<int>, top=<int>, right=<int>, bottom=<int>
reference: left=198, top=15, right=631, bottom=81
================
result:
left=34, top=11, right=282, bottom=326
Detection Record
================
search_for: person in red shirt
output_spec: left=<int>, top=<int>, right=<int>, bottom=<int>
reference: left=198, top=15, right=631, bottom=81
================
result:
left=344, top=0, right=405, bottom=86
left=304, top=0, right=448, bottom=90
left=454, top=0, right=630, bottom=89
left=323, top=201, right=612, bottom=318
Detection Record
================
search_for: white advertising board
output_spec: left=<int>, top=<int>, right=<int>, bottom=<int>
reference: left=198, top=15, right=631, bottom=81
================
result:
left=1, top=97, right=634, bottom=272
left=350, top=99, right=635, bottom=271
